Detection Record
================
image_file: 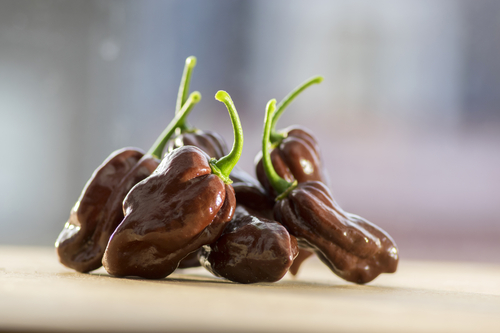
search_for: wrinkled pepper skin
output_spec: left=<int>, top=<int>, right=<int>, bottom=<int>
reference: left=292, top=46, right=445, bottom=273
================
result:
left=255, top=126, right=326, bottom=274
left=55, top=148, right=159, bottom=273
left=274, top=181, right=399, bottom=284
left=179, top=168, right=274, bottom=271
left=167, top=129, right=228, bottom=160
left=102, top=146, right=236, bottom=279
left=166, top=129, right=229, bottom=269
left=256, top=126, right=328, bottom=199
left=199, top=205, right=298, bottom=284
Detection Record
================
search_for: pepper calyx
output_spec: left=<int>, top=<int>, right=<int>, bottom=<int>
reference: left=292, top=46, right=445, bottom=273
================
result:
left=210, top=158, right=233, bottom=185
left=276, top=180, right=298, bottom=201
left=262, top=99, right=295, bottom=197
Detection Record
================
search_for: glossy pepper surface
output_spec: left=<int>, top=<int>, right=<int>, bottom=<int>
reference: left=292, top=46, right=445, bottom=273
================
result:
left=102, top=146, right=236, bottom=279
left=102, top=91, right=243, bottom=279
left=261, top=100, right=399, bottom=284
left=199, top=204, right=298, bottom=284
left=254, top=76, right=325, bottom=275
left=55, top=92, right=201, bottom=273
left=255, top=76, right=328, bottom=199
left=167, top=56, right=228, bottom=159
left=229, top=167, right=274, bottom=219
left=199, top=166, right=293, bottom=283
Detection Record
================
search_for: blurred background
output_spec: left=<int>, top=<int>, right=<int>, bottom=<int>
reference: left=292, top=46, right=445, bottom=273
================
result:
left=0, top=0, right=499, bottom=263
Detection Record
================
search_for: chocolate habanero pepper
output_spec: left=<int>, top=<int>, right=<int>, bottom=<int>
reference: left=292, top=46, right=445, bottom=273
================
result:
left=169, top=56, right=228, bottom=269
left=55, top=92, right=201, bottom=273
left=255, top=76, right=328, bottom=199
left=102, top=91, right=243, bottom=279
left=261, top=100, right=399, bottom=284
left=254, top=76, right=325, bottom=275
left=169, top=57, right=268, bottom=269
left=167, top=56, right=228, bottom=159
left=199, top=201, right=298, bottom=284
left=199, top=159, right=296, bottom=283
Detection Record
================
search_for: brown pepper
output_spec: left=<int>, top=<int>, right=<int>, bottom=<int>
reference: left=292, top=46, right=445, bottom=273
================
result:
left=261, top=99, right=399, bottom=284
left=199, top=205, right=298, bottom=284
left=102, top=91, right=244, bottom=279
left=55, top=148, right=157, bottom=273
left=55, top=92, right=201, bottom=273
left=254, top=76, right=328, bottom=199
left=102, top=146, right=236, bottom=279
left=255, top=126, right=327, bottom=199
left=274, top=181, right=398, bottom=284
left=254, top=77, right=326, bottom=275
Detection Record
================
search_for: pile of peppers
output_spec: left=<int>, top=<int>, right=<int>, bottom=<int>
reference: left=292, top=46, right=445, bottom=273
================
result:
left=56, top=56, right=399, bottom=284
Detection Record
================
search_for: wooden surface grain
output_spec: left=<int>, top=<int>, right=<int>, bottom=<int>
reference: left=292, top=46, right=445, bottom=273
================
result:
left=1, top=246, right=499, bottom=333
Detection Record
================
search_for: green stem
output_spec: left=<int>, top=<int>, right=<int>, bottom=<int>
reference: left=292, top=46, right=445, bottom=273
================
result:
left=270, top=75, right=323, bottom=143
left=211, top=91, right=244, bottom=184
left=148, top=91, right=201, bottom=159
left=262, top=99, right=295, bottom=197
left=175, top=56, right=197, bottom=131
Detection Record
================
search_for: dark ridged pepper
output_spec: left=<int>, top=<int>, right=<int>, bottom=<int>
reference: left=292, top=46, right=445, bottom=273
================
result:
left=261, top=99, right=399, bottom=284
left=55, top=92, right=201, bottom=273
left=198, top=166, right=294, bottom=284
left=167, top=57, right=274, bottom=271
left=254, top=76, right=326, bottom=275
left=199, top=204, right=298, bottom=284
left=102, top=91, right=243, bottom=279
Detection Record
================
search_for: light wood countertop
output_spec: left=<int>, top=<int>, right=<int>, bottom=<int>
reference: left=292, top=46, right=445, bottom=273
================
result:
left=1, top=246, right=499, bottom=332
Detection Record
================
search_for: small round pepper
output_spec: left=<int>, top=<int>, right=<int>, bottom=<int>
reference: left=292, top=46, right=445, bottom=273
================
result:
left=199, top=204, right=298, bottom=284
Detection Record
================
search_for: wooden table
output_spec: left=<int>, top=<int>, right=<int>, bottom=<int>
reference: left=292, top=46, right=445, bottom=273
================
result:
left=1, top=246, right=499, bottom=332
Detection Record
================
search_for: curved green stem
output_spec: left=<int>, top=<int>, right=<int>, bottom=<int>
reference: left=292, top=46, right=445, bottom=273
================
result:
left=211, top=91, right=244, bottom=184
left=270, top=75, right=323, bottom=143
left=148, top=91, right=201, bottom=159
left=175, top=56, right=197, bottom=131
left=262, top=99, right=295, bottom=197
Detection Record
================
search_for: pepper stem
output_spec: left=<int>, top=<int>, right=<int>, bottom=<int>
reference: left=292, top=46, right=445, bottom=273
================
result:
left=148, top=91, right=201, bottom=159
left=262, top=99, right=295, bottom=197
left=211, top=91, right=244, bottom=184
left=175, top=56, right=197, bottom=131
left=270, top=76, right=323, bottom=143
